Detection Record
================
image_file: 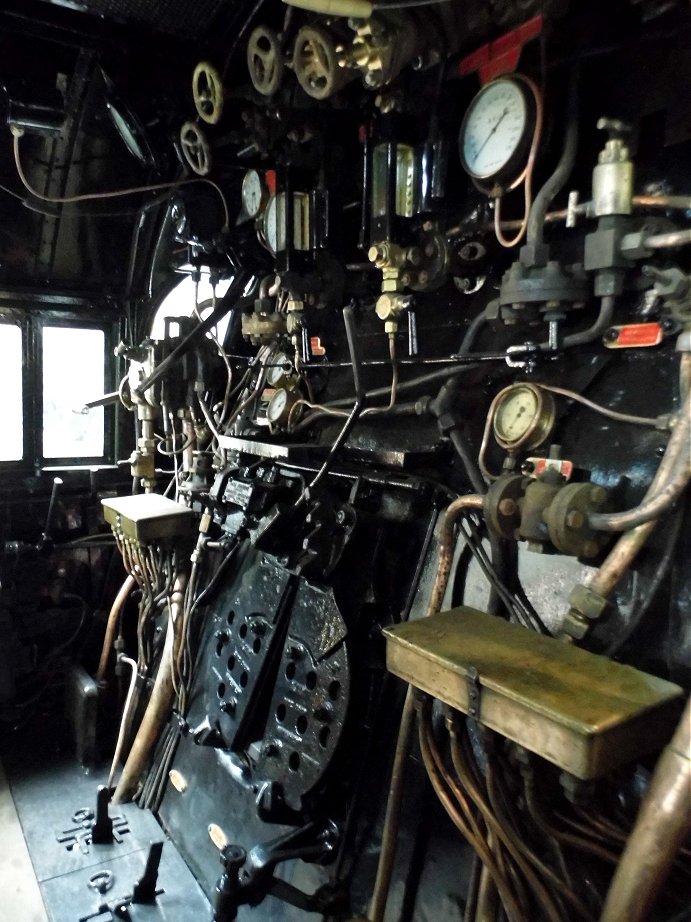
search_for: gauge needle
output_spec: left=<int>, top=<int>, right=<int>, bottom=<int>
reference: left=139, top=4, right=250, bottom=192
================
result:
left=473, top=108, right=510, bottom=166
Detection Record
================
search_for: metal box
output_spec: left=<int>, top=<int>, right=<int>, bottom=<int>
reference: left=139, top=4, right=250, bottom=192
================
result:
left=384, top=607, right=684, bottom=779
left=101, top=493, right=197, bottom=543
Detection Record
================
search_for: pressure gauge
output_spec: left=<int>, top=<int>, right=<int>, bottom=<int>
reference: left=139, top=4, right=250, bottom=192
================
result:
left=459, top=77, right=535, bottom=185
left=266, top=353, right=296, bottom=390
left=241, top=169, right=268, bottom=219
left=492, top=384, right=555, bottom=451
left=267, top=387, right=299, bottom=430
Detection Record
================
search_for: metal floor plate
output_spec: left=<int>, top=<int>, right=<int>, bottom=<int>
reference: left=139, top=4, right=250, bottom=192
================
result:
left=3, top=750, right=211, bottom=921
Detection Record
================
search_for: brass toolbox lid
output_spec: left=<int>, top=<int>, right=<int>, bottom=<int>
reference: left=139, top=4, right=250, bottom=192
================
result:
left=384, top=607, right=684, bottom=779
left=102, top=493, right=197, bottom=543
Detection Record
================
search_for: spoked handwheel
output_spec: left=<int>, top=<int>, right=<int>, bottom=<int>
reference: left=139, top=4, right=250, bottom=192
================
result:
left=180, top=121, right=212, bottom=176
left=247, top=25, right=284, bottom=97
left=192, top=61, right=224, bottom=124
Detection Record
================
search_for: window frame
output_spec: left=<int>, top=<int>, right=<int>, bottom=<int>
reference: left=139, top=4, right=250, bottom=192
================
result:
left=0, top=304, right=120, bottom=471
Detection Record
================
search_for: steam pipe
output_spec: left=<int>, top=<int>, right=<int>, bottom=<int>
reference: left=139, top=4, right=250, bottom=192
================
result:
left=368, top=493, right=483, bottom=921
left=644, top=227, right=691, bottom=249
left=588, top=391, right=691, bottom=531
left=585, top=353, right=691, bottom=600
left=599, top=696, right=691, bottom=922
left=96, top=574, right=137, bottom=683
left=527, top=69, right=580, bottom=248
left=113, top=572, right=187, bottom=803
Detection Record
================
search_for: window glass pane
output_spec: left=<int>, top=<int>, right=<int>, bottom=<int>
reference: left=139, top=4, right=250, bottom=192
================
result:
left=43, top=327, right=105, bottom=458
left=150, top=274, right=233, bottom=341
left=0, top=324, right=23, bottom=461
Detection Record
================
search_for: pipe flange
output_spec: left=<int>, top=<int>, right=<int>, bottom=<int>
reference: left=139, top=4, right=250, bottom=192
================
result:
left=484, top=474, right=528, bottom=540
left=498, top=259, right=590, bottom=320
left=544, top=482, right=611, bottom=558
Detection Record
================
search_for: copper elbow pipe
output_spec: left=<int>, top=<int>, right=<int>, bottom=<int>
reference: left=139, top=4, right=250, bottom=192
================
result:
left=368, top=493, right=483, bottom=922
left=112, top=572, right=187, bottom=804
left=425, top=494, right=484, bottom=619
left=589, top=354, right=691, bottom=600
left=96, top=574, right=136, bottom=683
left=599, top=696, right=691, bottom=922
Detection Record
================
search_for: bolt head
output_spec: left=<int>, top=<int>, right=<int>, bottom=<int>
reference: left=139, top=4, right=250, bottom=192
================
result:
left=498, top=498, right=516, bottom=516
left=566, top=510, right=584, bottom=529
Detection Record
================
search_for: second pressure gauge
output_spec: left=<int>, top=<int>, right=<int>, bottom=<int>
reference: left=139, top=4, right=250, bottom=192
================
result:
left=241, top=169, right=268, bottom=219
left=459, top=77, right=535, bottom=185
left=493, top=383, right=555, bottom=451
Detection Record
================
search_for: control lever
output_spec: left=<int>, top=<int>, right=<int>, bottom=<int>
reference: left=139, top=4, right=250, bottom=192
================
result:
left=212, top=821, right=343, bottom=921
left=131, top=841, right=164, bottom=904
left=91, top=786, right=113, bottom=845
left=41, top=476, right=63, bottom=548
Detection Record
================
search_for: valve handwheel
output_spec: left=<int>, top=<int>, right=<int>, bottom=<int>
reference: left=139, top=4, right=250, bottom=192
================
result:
left=193, top=61, right=224, bottom=124
left=247, top=26, right=283, bottom=97
left=180, top=121, right=212, bottom=176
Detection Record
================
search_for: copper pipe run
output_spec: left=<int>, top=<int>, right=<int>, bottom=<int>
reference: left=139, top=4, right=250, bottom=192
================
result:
left=96, top=574, right=136, bottom=683
left=588, top=388, right=691, bottom=532
left=426, top=494, right=484, bottom=619
left=599, top=696, right=691, bottom=922
left=581, top=354, right=690, bottom=601
left=368, top=493, right=483, bottom=922
left=113, top=572, right=187, bottom=803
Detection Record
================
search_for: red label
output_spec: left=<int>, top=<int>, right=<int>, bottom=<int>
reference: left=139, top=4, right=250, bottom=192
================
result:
left=459, top=15, right=543, bottom=84
left=606, top=323, right=664, bottom=349
left=310, top=337, right=326, bottom=357
left=529, top=458, right=574, bottom=481
left=264, top=169, right=277, bottom=195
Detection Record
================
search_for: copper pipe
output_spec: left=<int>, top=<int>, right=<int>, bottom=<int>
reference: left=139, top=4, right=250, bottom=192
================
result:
left=426, top=495, right=484, bottom=618
left=96, top=574, right=136, bottom=683
left=448, top=732, right=568, bottom=922
left=368, top=686, right=416, bottom=922
left=369, top=493, right=483, bottom=921
left=644, top=227, right=691, bottom=249
left=583, top=354, right=690, bottom=601
left=599, top=696, right=691, bottom=922
left=418, top=714, right=522, bottom=922
left=589, top=389, right=691, bottom=532
left=112, top=572, right=187, bottom=803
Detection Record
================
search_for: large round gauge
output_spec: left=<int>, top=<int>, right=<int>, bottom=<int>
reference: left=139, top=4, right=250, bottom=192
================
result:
left=242, top=169, right=268, bottom=219
left=493, top=383, right=556, bottom=451
left=459, top=77, right=534, bottom=184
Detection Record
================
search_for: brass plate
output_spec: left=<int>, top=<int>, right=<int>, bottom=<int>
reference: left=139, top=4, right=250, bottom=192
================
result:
left=102, top=493, right=197, bottom=543
left=384, top=607, right=684, bottom=779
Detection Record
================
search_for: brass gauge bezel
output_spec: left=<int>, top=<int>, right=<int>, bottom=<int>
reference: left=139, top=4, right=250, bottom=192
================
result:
left=492, top=383, right=556, bottom=452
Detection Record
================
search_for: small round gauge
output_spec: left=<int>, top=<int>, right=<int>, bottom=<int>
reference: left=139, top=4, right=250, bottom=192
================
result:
left=267, top=388, right=299, bottom=430
left=459, top=77, right=534, bottom=184
left=493, top=383, right=556, bottom=451
left=266, top=353, right=295, bottom=390
left=241, top=169, right=268, bottom=219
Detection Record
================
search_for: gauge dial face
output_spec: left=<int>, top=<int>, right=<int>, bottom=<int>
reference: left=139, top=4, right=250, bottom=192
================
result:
left=493, top=384, right=555, bottom=451
left=267, top=388, right=288, bottom=425
left=242, top=169, right=267, bottom=219
left=459, top=78, right=531, bottom=182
